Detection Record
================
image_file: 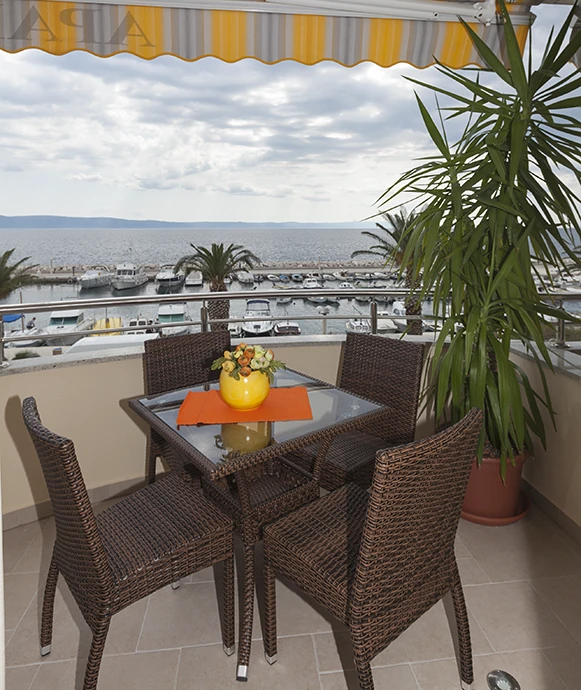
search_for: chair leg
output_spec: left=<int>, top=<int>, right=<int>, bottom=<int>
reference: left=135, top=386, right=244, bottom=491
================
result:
left=236, top=542, right=255, bottom=681
left=451, top=575, right=474, bottom=690
left=40, top=556, right=59, bottom=655
left=222, top=555, right=235, bottom=656
left=352, top=649, right=374, bottom=690
left=83, top=619, right=111, bottom=690
left=147, top=431, right=160, bottom=484
left=263, top=557, right=277, bottom=664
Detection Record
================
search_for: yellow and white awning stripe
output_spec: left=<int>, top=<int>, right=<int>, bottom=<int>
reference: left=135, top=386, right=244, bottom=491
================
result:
left=0, top=0, right=531, bottom=68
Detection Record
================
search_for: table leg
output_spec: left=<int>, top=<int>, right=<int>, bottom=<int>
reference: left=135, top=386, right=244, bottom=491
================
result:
left=236, top=541, right=255, bottom=682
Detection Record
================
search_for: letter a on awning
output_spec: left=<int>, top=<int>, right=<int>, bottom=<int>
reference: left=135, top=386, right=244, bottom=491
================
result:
left=0, top=0, right=534, bottom=68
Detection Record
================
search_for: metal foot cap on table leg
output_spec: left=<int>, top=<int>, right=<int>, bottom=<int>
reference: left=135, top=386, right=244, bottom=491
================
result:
left=171, top=581, right=181, bottom=590
left=236, top=664, right=248, bottom=682
left=461, top=683, right=474, bottom=690
left=40, top=645, right=52, bottom=656
left=223, top=644, right=235, bottom=657
left=265, top=653, right=278, bottom=665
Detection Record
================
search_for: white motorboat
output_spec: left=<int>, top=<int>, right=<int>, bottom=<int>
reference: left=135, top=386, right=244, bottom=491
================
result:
left=373, top=272, right=388, bottom=280
left=346, top=318, right=371, bottom=334
left=66, top=333, right=159, bottom=356
left=155, top=265, right=185, bottom=291
left=322, top=274, right=336, bottom=281
left=377, top=312, right=398, bottom=332
left=111, top=263, right=149, bottom=291
left=224, top=275, right=232, bottom=285
left=274, top=321, right=301, bottom=336
left=355, top=294, right=372, bottom=304
left=4, top=315, right=46, bottom=348
left=333, top=272, right=345, bottom=280
left=291, top=273, right=303, bottom=282
left=242, top=299, right=273, bottom=338
left=302, top=277, right=322, bottom=289
left=229, top=323, right=244, bottom=339
left=237, top=271, right=255, bottom=284
left=127, top=315, right=155, bottom=334
left=306, top=295, right=326, bottom=304
left=45, top=309, right=96, bottom=346
left=185, top=271, right=203, bottom=287
left=78, top=266, right=113, bottom=289
left=266, top=274, right=279, bottom=282
left=156, top=304, right=191, bottom=336
left=392, top=301, right=408, bottom=333
left=276, top=296, right=293, bottom=305
left=338, top=282, right=354, bottom=291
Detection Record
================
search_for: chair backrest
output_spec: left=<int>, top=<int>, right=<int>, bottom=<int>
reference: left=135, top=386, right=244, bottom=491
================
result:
left=339, top=333, right=424, bottom=445
left=143, top=331, right=231, bottom=395
left=21, top=397, right=112, bottom=625
left=350, top=408, right=483, bottom=653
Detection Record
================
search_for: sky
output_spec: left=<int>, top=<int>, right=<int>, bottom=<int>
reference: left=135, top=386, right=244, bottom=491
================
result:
left=0, top=5, right=574, bottom=224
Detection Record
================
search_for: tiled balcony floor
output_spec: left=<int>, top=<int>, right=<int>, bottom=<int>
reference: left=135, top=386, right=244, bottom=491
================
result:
left=4, top=501, right=581, bottom=690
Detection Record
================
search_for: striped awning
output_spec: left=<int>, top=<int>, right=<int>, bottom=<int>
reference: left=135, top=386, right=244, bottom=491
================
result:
left=0, top=0, right=532, bottom=68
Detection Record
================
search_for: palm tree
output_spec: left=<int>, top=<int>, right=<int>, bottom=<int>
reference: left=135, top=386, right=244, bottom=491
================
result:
left=0, top=249, right=36, bottom=300
left=351, top=210, right=422, bottom=334
left=175, top=243, right=260, bottom=331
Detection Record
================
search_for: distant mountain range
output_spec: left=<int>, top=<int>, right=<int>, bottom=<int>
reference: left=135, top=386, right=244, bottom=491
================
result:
left=0, top=215, right=375, bottom=230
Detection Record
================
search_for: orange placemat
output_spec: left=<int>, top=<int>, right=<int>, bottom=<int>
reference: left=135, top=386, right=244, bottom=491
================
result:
left=176, top=387, right=313, bottom=427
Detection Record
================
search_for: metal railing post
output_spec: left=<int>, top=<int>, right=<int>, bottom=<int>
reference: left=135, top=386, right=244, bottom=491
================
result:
left=200, top=305, right=209, bottom=333
left=370, top=300, right=378, bottom=335
left=553, top=299, right=568, bottom=348
left=0, top=318, right=5, bottom=366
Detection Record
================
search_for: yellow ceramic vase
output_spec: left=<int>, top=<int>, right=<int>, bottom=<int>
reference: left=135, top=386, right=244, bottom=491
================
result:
left=219, top=369, right=270, bottom=411
left=220, top=422, right=272, bottom=455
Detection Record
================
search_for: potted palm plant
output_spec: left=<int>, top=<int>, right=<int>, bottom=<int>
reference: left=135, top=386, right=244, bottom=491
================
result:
left=379, top=1, right=581, bottom=524
left=175, top=242, right=260, bottom=332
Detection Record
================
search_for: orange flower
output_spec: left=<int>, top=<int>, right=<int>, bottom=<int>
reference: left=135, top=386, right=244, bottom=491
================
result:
left=239, top=366, right=251, bottom=377
left=236, top=342, right=247, bottom=351
left=244, top=347, right=255, bottom=358
left=238, top=356, right=250, bottom=367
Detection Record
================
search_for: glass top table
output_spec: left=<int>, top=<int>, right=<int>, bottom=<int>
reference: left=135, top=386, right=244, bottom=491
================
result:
left=129, top=367, right=389, bottom=682
left=134, top=369, right=384, bottom=476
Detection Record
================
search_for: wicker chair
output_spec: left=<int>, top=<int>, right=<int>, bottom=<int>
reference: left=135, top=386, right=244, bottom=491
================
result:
left=22, top=396, right=235, bottom=690
left=263, top=408, right=483, bottom=690
left=143, top=331, right=230, bottom=484
left=313, top=333, right=425, bottom=491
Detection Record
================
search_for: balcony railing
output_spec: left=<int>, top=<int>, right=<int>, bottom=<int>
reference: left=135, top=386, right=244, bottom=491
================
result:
left=0, top=287, right=578, bottom=362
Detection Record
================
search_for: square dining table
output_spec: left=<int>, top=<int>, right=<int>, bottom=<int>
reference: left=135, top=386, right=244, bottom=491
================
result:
left=129, top=368, right=390, bottom=682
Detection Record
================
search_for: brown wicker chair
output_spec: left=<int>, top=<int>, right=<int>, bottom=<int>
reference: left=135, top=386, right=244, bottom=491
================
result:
left=143, top=331, right=230, bottom=484
left=22, top=396, right=235, bottom=690
left=312, top=333, right=425, bottom=491
left=263, top=408, right=483, bottom=690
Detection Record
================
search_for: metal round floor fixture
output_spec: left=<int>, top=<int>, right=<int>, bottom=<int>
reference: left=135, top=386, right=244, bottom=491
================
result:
left=487, top=669, right=521, bottom=690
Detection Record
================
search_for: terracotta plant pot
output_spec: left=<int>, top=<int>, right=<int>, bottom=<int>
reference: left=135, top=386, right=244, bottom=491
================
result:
left=461, top=452, right=531, bottom=526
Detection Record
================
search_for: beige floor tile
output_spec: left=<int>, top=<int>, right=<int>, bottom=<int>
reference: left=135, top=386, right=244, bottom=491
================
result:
left=543, top=644, right=581, bottom=690
left=455, top=536, right=473, bottom=560
left=413, top=650, right=567, bottom=690
left=3, top=521, right=44, bottom=574
left=6, top=664, right=40, bottom=690
left=11, top=520, right=56, bottom=575
left=458, top=559, right=490, bottom=585
left=320, top=663, right=418, bottom=690
left=4, top=573, right=42, bottom=630
left=457, top=516, right=581, bottom=582
left=138, top=582, right=224, bottom=651
left=98, top=650, right=180, bottom=690
left=176, top=636, right=320, bottom=690
left=531, top=576, right=581, bottom=643
left=465, top=581, right=576, bottom=651
left=6, top=586, right=148, bottom=666
left=273, top=578, right=344, bottom=637
left=29, top=660, right=77, bottom=690
left=313, top=599, right=491, bottom=673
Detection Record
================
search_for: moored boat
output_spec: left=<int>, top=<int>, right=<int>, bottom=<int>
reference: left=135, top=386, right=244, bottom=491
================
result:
left=156, top=304, right=191, bottom=336
left=78, top=266, right=113, bottom=289
left=111, top=263, right=148, bottom=291
left=155, top=265, right=185, bottom=291
left=45, top=309, right=96, bottom=346
left=185, top=271, right=203, bottom=287
left=237, top=271, right=255, bottom=284
left=242, top=298, right=273, bottom=338
left=274, top=321, right=301, bottom=336
left=346, top=318, right=371, bottom=334
left=92, top=317, right=123, bottom=336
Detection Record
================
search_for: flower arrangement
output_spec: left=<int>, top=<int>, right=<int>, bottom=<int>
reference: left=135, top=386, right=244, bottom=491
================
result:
left=211, top=342, right=286, bottom=383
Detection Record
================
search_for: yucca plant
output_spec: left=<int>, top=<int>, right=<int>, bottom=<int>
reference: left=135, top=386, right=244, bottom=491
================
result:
left=379, top=1, right=581, bottom=476
left=175, top=243, right=260, bottom=331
